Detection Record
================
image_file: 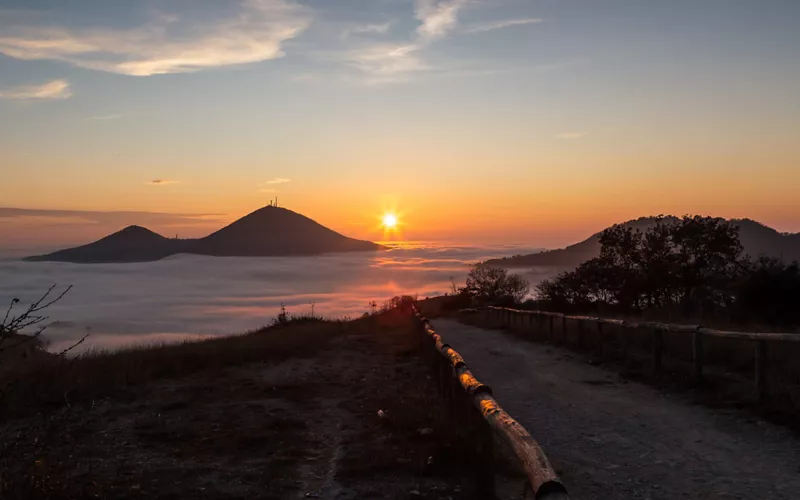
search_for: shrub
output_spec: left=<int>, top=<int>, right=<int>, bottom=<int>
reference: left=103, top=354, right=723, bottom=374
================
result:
left=464, top=264, right=529, bottom=306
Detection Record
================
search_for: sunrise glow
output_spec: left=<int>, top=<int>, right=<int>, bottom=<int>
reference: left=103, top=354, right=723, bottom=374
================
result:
left=382, top=213, right=398, bottom=230
left=0, top=1, right=798, bottom=250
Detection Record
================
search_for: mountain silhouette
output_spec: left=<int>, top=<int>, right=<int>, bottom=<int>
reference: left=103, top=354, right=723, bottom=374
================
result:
left=194, top=206, right=381, bottom=256
left=25, top=206, right=385, bottom=263
left=486, top=216, right=800, bottom=269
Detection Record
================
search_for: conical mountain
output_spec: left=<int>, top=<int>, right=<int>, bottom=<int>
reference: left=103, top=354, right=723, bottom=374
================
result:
left=192, top=206, right=382, bottom=256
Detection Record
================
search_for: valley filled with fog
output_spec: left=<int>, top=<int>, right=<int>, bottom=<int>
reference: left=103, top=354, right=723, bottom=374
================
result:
left=2, top=243, right=555, bottom=352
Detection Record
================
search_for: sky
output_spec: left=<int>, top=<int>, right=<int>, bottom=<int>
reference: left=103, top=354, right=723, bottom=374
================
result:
left=1, top=0, right=799, bottom=252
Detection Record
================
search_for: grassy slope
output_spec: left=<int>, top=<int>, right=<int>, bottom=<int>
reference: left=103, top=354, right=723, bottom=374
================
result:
left=0, top=311, right=473, bottom=500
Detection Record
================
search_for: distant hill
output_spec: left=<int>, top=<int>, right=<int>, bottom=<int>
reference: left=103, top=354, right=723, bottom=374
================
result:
left=486, top=216, right=800, bottom=269
left=26, top=206, right=385, bottom=263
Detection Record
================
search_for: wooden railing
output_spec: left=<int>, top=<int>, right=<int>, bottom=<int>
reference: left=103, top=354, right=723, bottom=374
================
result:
left=412, top=305, right=569, bottom=500
left=484, top=306, right=800, bottom=405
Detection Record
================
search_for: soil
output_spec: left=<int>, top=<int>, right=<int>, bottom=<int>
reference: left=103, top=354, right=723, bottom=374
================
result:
left=0, top=313, right=472, bottom=500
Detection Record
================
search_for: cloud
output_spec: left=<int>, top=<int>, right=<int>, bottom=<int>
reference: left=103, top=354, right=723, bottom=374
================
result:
left=265, top=177, right=291, bottom=184
left=0, top=79, right=72, bottom=100
left=87, top=114, right=123, bottom=121
left=0, top=207, right=224, bottom=226
left=415, top=0, right=468, bottom=40
left=339, top=1, right=467, bottom=84
left=555, top=132, right=585, bottom=140
left=342, top=43, right=427, bottom=84
left=259, top=188, right=277, bottom=193
left=463, top=18, right=542, bottom=34
left=343, top=22, right=392, bottom=38
left=149, top=179, right=180, bottom=185
left=0, top=0, right=312, bottom=76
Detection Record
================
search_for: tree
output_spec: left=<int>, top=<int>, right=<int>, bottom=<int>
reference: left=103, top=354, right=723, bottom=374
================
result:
left=669, top=216, right=744, bottom=312
left=534, top=216, right=747, bottom=317
left=464, top=264, right=529, bottom=305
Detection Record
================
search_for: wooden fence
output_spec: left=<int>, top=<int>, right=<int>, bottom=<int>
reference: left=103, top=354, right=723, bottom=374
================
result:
left=412, top=305, right=569, bottom=500
left=482, top=306, right=800, bottom=407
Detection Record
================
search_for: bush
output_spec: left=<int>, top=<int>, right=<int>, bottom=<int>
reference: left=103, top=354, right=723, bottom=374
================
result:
left=464, top=264, right=529, bottom=306
left=734, top=258, right=800, bottom=327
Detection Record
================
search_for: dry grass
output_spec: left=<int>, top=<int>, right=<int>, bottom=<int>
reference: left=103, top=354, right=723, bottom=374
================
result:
left=0, top=310, right=473, bottom=499
left=1, top=318, right=339, bottom=418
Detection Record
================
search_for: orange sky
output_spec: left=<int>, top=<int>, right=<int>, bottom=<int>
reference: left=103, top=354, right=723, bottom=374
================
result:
left=2, top=1, right=799, bottom=253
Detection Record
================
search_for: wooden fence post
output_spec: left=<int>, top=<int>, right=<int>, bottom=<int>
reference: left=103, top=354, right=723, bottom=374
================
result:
left=474, top=413, right=496, bottom=498
left=653, top=328, right=664, bottom=377
left=596, top=322, right=604, bottom=358
left=755, top=340, right=767, bottom=403
left=693, top=330, right=704, bottom=384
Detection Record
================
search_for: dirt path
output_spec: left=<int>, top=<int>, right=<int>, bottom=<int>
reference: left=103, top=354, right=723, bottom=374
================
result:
left=431, top=319, right=800, bottom=500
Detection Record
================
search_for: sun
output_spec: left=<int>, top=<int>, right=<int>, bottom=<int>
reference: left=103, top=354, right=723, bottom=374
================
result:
left=382, top=213, right=398, bottom=229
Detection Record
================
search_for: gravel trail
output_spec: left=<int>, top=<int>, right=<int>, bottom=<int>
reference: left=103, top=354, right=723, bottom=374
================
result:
left=431, top=319, right=800, bottom=500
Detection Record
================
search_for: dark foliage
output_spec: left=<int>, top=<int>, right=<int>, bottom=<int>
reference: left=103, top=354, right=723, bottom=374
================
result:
left=734, top=257, right=800, bottom=327
left=464, top=264, right=529, bottom=306
left=536, top=215, right=800, bottom=327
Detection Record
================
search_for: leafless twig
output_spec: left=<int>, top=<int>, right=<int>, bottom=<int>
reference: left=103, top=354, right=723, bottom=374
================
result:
left=58, top=334, right=90, bottom=358
left=0, top=284, right=73, bottom=355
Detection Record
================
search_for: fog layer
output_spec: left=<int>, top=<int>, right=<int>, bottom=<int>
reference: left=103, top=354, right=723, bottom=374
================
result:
left=1, top=243, right=554, bottom=352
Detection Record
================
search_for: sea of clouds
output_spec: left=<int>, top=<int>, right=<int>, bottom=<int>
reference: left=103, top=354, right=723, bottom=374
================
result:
left=1, top=243, right=558, bottom=352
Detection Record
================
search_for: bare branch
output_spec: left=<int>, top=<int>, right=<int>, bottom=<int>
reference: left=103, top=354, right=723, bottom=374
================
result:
left=58, top=334, right=89, bottom=357
left=2, top=297, right=20, bottom=326
left=31, top=285, right=73, bottom=314
left=0, top=284, right=72, bottom=362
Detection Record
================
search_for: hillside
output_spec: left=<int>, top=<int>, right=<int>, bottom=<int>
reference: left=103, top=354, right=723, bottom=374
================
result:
left=194, top=206, right=379, bottom=256
left=25, top=206, right=385, bottom=263
left=24, top=225, right=187, bottom=263
left=0, top=309, right=471, bottom=498
left=487, top=216, right=800, bottom=269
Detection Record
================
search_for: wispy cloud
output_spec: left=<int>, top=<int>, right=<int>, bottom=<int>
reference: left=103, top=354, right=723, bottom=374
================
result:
left=258, top=188, right=277, bottom=193
left=149, top=179, right=180, bottom=185
left=342, top=43, right=427, bottom=84
left=415, top=0, right=468, bottom=40
left=0, top=207, right=224, bottom=226
left=265, top=177, right=291, bottom=184
left=0, top=79, right=72, bottom=100
left=463, top=18, right=542, bottom=34
left=343, top=22, right=392, bottom=38
left=87, top=114, right=123, bottom=121
left=0, top=0, right=312, bottom=76
left=555, top=132, right=585, bottom=140
left=340, top=0, right=467, bottom=84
